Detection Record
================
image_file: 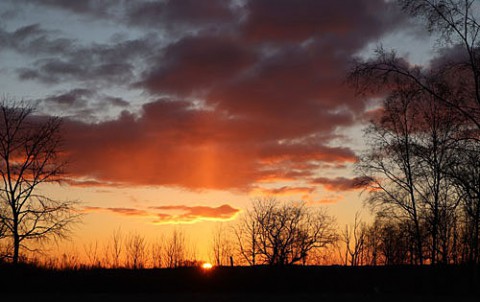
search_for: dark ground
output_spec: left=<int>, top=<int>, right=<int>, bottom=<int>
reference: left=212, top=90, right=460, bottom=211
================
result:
left=3, top=292, right=479, bottom=302
left=1, top=265, right=479, bottom=301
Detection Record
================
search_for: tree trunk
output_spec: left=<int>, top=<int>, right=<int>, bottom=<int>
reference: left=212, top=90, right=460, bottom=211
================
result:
left=413, top=217, right=423, bottom=265
left=431, top=205, right=439, bottom=265
left=474, top=197, right=480, bottom=264
left=13, top=222, right=19, bottom=265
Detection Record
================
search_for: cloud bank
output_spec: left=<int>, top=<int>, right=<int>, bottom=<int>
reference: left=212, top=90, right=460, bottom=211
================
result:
left=0, top=0, right=407, bottom=192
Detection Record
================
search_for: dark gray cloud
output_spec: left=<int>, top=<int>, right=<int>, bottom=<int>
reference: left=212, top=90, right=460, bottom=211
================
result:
left=244, top=0, right=405, bottom=43
left=139, top=35, right=255, bottom=95
left=15, top=0, right=239, bottom=33
left=38, top=88, right=130, bottom=122
left=0, top=24, right=76, bottom=56
left=43, top=88, right=93, bottom=108
left=127, top=0, right=237, bottom=31
left=0, top=21, right=160, bottom=86
left=8, top=30, right=159, bottom=86
left=18, top=58, right=134, bottom=85
left=13, top=0, right=121, bottom=19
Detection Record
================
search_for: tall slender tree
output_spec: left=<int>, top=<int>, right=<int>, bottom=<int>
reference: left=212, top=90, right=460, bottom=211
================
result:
left=358, top=86, right=425, bottom=264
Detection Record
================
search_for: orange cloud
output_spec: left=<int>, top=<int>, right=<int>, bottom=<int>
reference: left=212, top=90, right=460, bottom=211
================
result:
left=63, top=101, right=358, bottom=191
left=149, top=204, right=240, bottom=224
left=82, top=204, right=240, bottom=224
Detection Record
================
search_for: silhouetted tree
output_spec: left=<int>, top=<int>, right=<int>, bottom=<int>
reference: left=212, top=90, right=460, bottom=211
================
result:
left=165, top=228, right=186, bottom=268
left=110, top=227, right=123, bottom=268
left=234, top=204, right=260, bottom=265
left=151, top=236, right=164, bottom=268
left=449, top=141, right=480, bottom=263
left=211, top=223, right=233, bottom=266
left=235, top=198, right=337, bottom=266
left=83, top=240, right=100, bottom=268
left=411, top=93, right=464, bottom=264
left=125, top=232, right=147, bottom=269
left=342, top=212, right=367, bottom=266
left=363, top=219, right=383, bottom=265
left=357, top=80, right=467, bottom=265
left=378, top=217, right=414, bottom=265
left=0, top=100, right=77, bottom=264
left=357, top=88, right=426, bottom=264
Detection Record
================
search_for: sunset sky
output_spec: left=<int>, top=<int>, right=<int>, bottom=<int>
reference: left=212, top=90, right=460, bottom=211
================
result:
left=0, top=0, right=436, bottom=261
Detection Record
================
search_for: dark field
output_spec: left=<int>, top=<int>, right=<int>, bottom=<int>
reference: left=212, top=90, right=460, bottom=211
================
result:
left=1, top=265, right=479, bottom=301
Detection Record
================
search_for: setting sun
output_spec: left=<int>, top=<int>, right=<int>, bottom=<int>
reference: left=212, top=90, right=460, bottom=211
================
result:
left=201, top=262, right=213, bottom=270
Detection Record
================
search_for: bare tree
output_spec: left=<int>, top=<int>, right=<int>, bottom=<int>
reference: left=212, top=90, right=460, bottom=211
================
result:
left=165, top=228, right=186, bottom=268
left=342, top=212, right=367, bottom=266
left=378, top=217, right=413, bottom=265
left=0, top=101, right=78, bottom=264
left=449, top=141, right=480, bottom=263
left=83, top=240, right=100, bottom=268
left=234, top=205, right=260, bottom=266
left=110, top=227, right=123, bottom=268
left=411, top=93, right=464, bottom=264
left=150, top=236, right=164, bottom=268
left=125, top=232, right=147, bottom=269
left=234, top=198, right=337, bottom=266
left=357, top=88, right=426, bottom=264
left=211, top=223, right=233, bottom=266
left=357, top=82, right=466, bottom=265
left=363, top=219, right=382, bottom=266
